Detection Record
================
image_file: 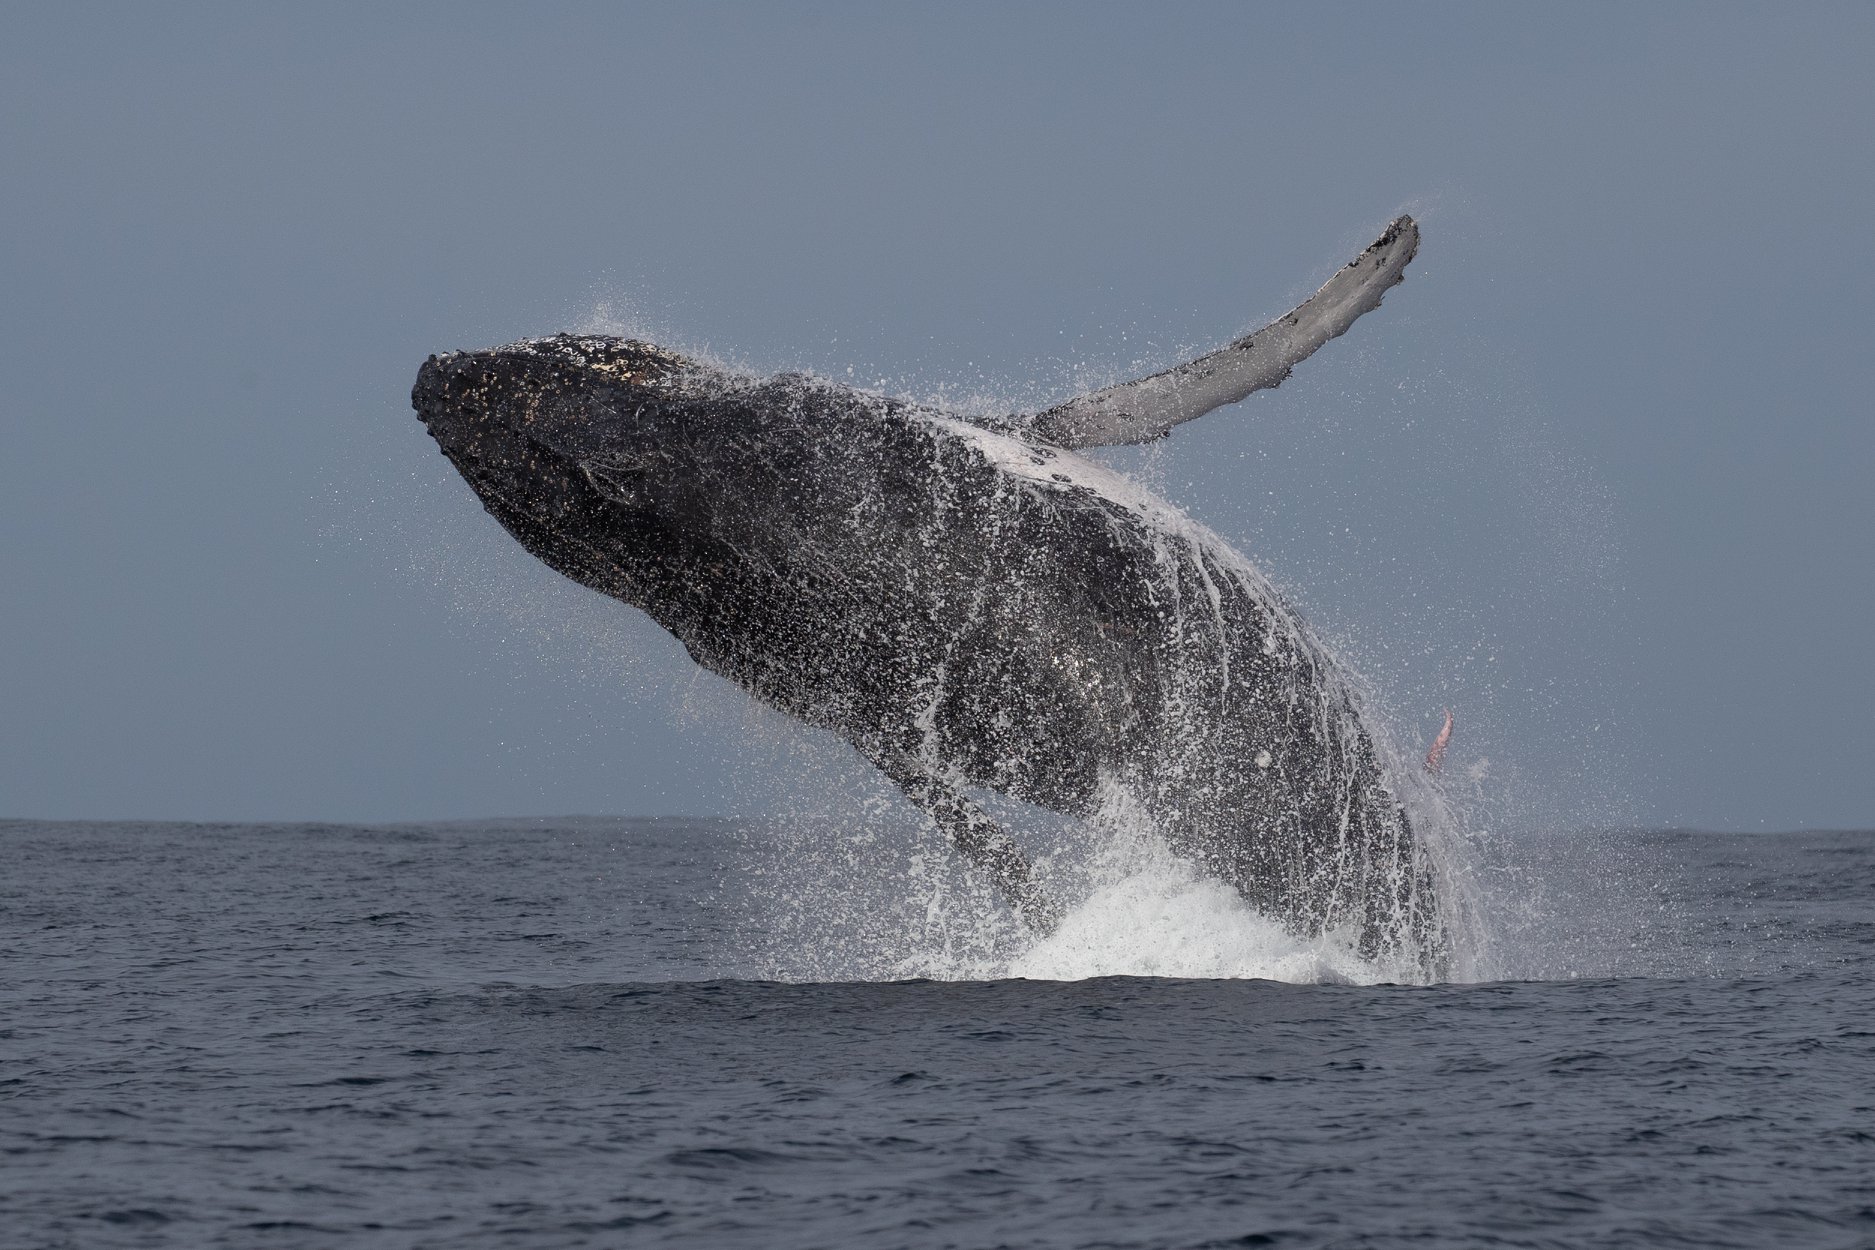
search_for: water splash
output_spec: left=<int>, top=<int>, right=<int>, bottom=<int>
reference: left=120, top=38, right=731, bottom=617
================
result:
left=998, top=789, right=1417, bottom=985
left=741, top=765, right=1484, bottom=987
left=1010, top=874, right=1373, bottom=985
left=400, top=289, right=1614, bottom=988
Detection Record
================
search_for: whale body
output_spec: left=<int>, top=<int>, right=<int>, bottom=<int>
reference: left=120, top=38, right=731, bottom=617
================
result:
left=412, top=217, right=1447, bottom=973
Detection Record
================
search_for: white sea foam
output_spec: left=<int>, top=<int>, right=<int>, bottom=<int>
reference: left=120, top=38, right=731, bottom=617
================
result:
left=1007, top=864, right=1376, bottom=985
left=772, top=783, right=1432, bottom=989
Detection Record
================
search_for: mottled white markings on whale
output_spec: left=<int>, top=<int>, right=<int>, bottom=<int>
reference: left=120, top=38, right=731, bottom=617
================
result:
left=411, top=216, right=1455, bottom=978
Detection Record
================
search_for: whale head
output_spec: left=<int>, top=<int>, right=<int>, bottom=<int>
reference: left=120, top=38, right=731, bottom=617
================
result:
left=413, top=334, right=699, bottom=487
left=411, top=334, right=714, bottom=599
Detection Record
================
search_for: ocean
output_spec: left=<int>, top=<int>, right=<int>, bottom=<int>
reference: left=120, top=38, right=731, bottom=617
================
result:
left=2, top=817, right=1870, bottom=1248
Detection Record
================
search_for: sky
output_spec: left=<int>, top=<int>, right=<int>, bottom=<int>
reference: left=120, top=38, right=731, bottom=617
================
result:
left=2, top=3, right=1870, bottom=831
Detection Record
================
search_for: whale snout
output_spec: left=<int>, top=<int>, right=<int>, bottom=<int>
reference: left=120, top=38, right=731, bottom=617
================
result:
left=410, top=350, right=530, bottom=478
left=411, top=352, right=471, bottom=433
left=411, top=354, right=448, bottom=423
left=411, top=349, right=538, bottom=457
left=411, top=351, right=492, bottom=429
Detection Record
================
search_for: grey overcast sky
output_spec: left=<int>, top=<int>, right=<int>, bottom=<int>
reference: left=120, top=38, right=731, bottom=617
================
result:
left=2, top=3, right=1870, bottom=831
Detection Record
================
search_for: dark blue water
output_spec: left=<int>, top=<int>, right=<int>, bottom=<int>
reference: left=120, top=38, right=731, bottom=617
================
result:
left=3, top=818, right=1871, bottom=1248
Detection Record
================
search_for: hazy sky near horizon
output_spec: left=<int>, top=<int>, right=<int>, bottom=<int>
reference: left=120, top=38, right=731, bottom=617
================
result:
left=3, top=3, right=1871, bottom=830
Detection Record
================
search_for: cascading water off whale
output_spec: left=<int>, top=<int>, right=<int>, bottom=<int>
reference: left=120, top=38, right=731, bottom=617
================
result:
left=412, top=216, right=1453, bottom=977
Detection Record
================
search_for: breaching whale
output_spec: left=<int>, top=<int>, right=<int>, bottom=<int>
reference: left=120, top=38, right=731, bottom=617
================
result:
left=412, top=216, right=1447, bottom=973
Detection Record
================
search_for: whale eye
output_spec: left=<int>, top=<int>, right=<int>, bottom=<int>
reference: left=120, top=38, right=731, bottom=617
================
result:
left=581, top=453, right=650, bottom=504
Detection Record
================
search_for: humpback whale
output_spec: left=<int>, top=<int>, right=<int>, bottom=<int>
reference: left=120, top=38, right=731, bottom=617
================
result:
left=412, top=216, right=1447, bottom=973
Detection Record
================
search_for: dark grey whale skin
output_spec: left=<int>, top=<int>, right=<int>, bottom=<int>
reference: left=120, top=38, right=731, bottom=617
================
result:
left=412, top=340, right=1443, bottom=972
left=410, top=219, right=1445, bottom=971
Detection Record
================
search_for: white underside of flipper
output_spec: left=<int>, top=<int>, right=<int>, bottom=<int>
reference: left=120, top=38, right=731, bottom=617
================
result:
left=1024, top=216, right=1419, bottom=449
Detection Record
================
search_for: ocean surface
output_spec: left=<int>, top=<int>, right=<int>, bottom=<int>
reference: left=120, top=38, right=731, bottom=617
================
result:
left=2, top=816, right=1871, bottom=1248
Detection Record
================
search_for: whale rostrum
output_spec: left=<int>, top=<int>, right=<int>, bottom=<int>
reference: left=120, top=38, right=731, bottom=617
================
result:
left=412, top=216, right=1447, bottom=974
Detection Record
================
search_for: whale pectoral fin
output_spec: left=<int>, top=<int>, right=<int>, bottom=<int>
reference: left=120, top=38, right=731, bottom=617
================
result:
left=875, top=760, right=1063, bottom=934
left=1424, top=707, right=1453, bottom=775
left=1021, top=216, right=1419, bottom=449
